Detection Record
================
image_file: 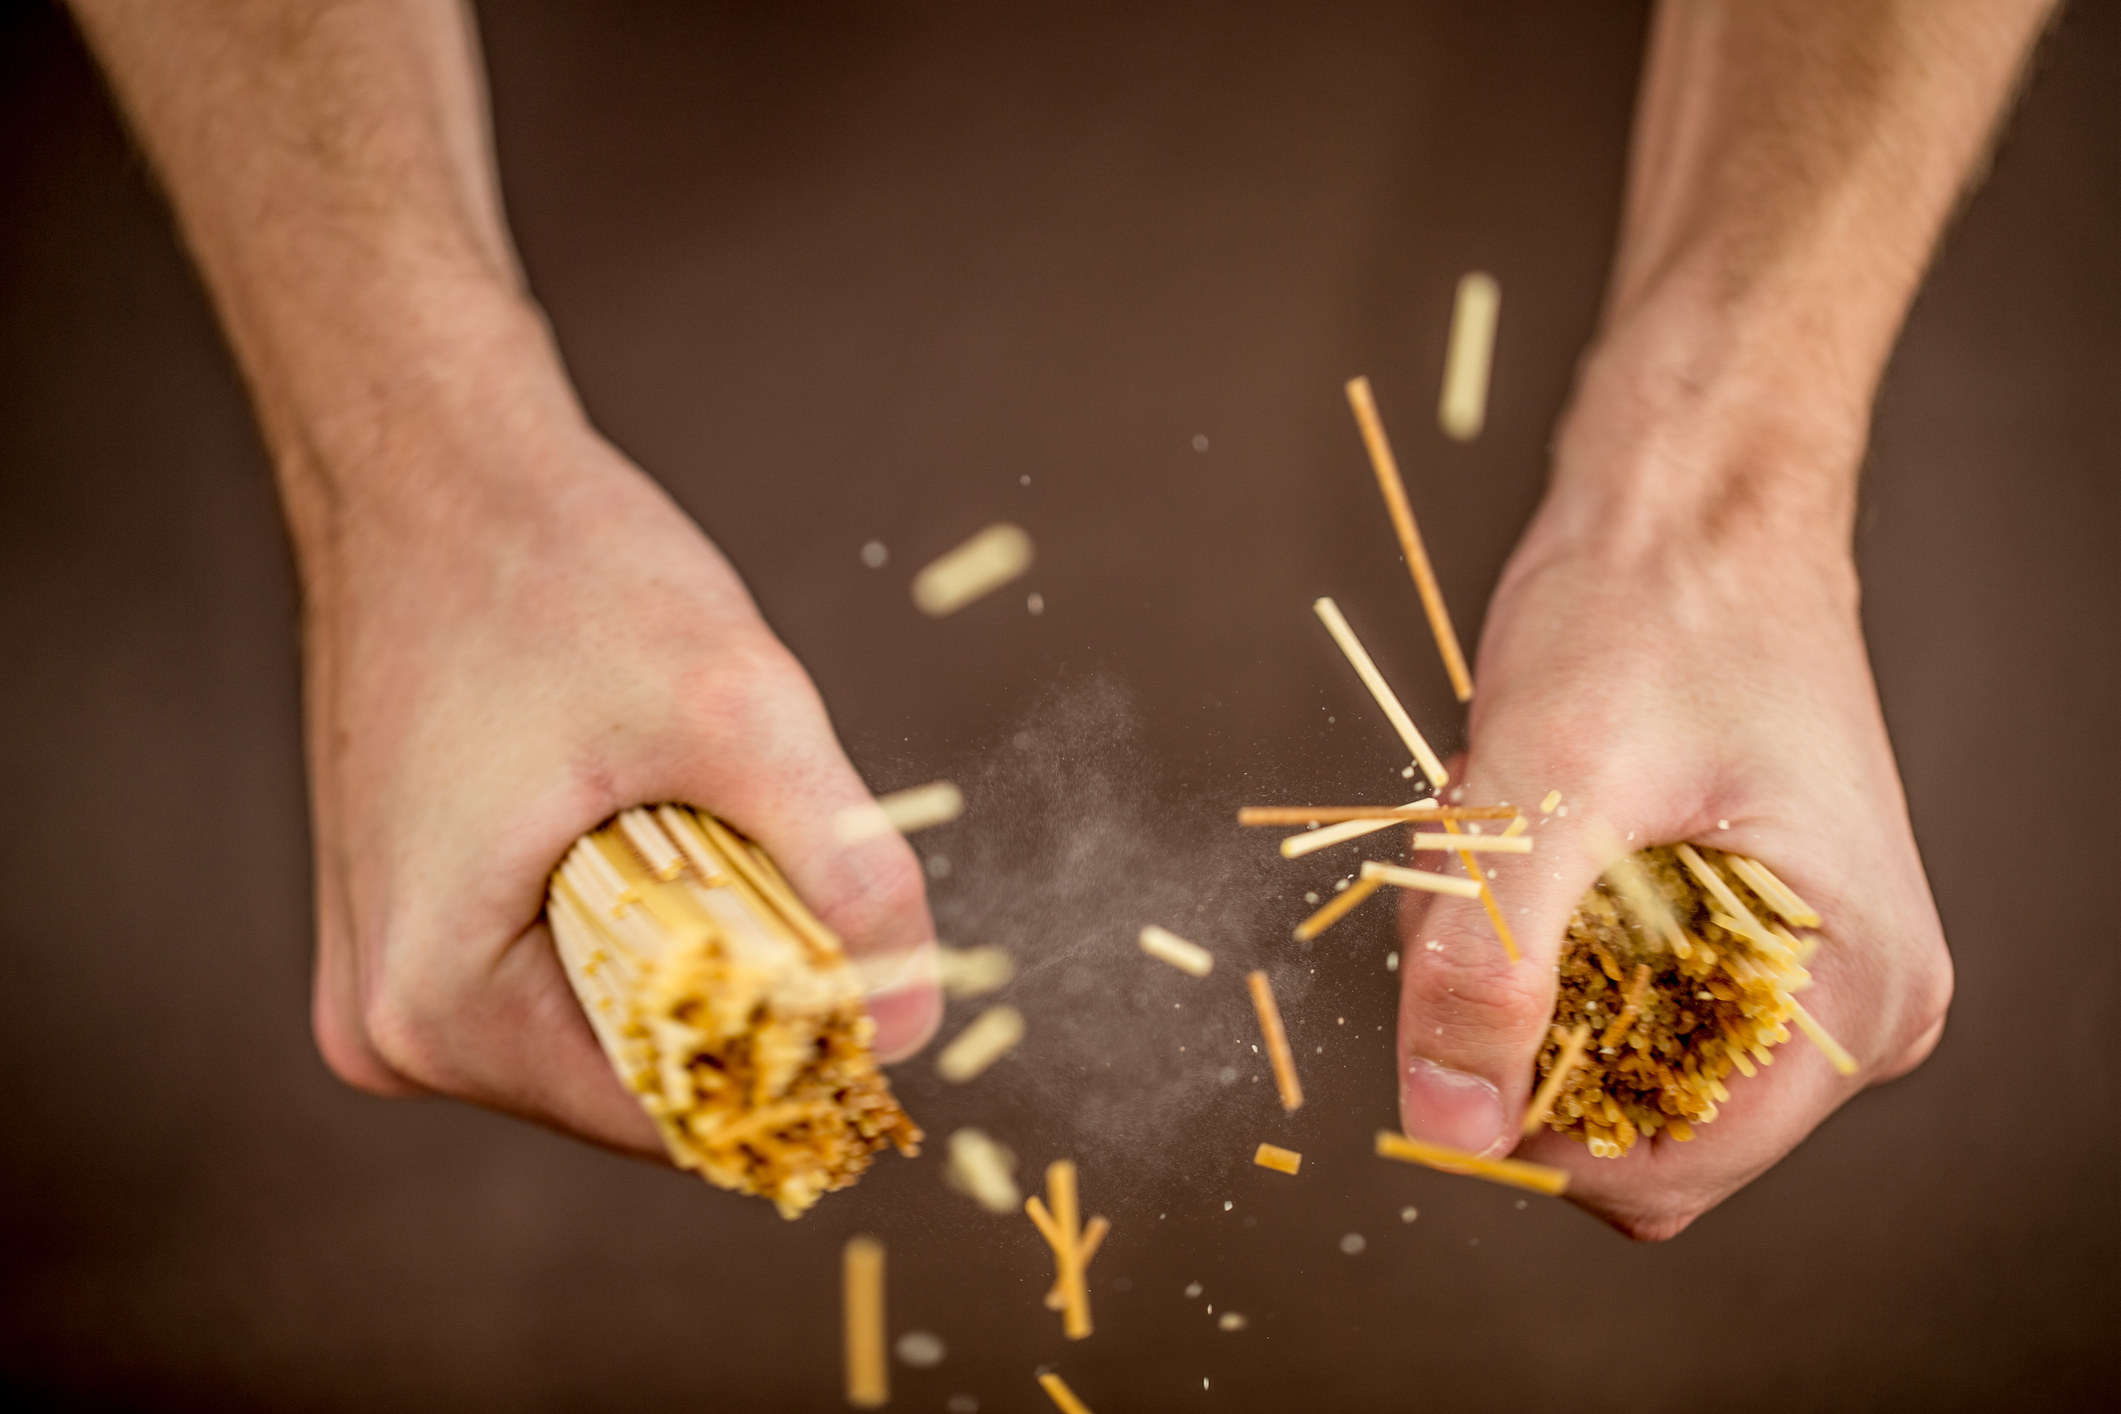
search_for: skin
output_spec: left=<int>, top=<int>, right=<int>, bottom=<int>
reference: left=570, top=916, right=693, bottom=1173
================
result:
left=67, top=0, right=943, bottom=1157
left=1395, top=0, right=2056, bottom=1238
left=65, top=0, right=2054, bottom=1216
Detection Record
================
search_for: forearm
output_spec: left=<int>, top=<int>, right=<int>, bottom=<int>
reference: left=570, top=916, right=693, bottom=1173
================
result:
left=1551, top=0, right=2055, bottom=554
left=67, top=0, right=561, bottom=550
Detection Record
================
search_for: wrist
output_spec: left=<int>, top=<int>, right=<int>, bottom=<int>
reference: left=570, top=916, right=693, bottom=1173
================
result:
left=1537, top=279, right=1876, bottom=570
left=252, top=278, right=593, bottom=565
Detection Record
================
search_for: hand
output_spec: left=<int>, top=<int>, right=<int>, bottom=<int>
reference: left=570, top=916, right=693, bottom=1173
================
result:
left=1392, top=371, right=1952, bottom=1240
left=297, top=345, right=941, bottom=1155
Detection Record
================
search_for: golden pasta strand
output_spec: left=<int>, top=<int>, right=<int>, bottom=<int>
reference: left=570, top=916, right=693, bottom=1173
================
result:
left=1345, top=375, right=1474, bottom=701
left=1248, top=970, right=1304, bottom=1112
left=842, top=1237, right=887, bottom=1408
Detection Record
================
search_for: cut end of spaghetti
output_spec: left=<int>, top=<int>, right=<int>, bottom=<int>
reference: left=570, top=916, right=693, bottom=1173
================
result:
left=546, top=807, right=919, bottom=1220
left=1533, top=842, right=1823, bottom=1157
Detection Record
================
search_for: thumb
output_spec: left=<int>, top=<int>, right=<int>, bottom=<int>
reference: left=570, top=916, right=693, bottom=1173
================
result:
left=1394, top=781, right=1607, bottom=1158
left=676, top=653, right=943, bottom=1063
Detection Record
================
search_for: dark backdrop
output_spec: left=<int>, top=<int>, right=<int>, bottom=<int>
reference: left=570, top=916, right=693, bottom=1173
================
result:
left=1, top=3, right=2114, bottom=1410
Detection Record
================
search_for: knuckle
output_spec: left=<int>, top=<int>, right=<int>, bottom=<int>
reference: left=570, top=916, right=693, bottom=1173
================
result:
left=1875, top=935, right=1955, bottom=1080
left=1403, top=922, right=1549, bottom=1035
left=685, top=643, right=812, bottom=736
left=312, top=936, right=421, bottom=1097
left=358, top=973, right=457, bottom=1093
left=1604, top=1200, right=1702, bottom=1244
left=313, top=1007, right=407, bottom=1096
left=1907, top=946, right=1955, bottom=1036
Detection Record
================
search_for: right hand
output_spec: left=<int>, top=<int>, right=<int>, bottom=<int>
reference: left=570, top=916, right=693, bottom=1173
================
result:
left=293, top=336, right=940, bottom=1155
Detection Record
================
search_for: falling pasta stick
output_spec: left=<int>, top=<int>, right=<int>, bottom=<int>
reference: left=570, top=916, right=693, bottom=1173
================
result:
left=1292, top=877, right=1383, bottom=942
left=1359, top=860, right=1485, bottom=900
left=1282, top=798, right=1434, bottom=859
left=1409, top=832, right=1533, bottom=853
left=936, top=1005, right=1025, bottom=1082
left=1521, top=1022, right=1594, bottom=1135
left=1312, top=596, right=1450, bottom=786
left=1724, top=854, right=1823, bottom=928
left=1044, top=1216, right=1110, bottom=1310
left=1539, top=789, right=1562, bottom=814
left=843, top=1236, right=887, bottom=1408
left=1441, top=818, right=1521, bottom=964
left=1025, top=1194, right=1066, bottom=1249
left=1344, top=376, right=1474, bottom=702
left=1038, top=1372, right=1096, bottom=1414
left=1502, top=815, right=1530, bottom=837
left=1438, top=271, right=1501, bottom=442
left=912, top=522, right=1034, bottom=616
left=1247, top=970, right=1304, bottom=1112
left=851, top=945, right=940, bottom=1001
left=935, top=944, right=1015, bottom=999
left=946, top=1127, right=1021, bottom=1214
left=1599, top=963, right=1655, bottom=1048
left=1077, top=1215, right=1109, bottom=1267
left=834, top=780, right=966, bottom=844
left=1374, top=1130, right=1569, bottom=1197
left=1046, top=1160, right=1095, bottom=1338
left=1241, top=805, right=1517, bottom=826
left=1789, top=1001, right=1858, bottom=1075
left=1138, top=925, right=1215, bottom=977
left=1024, top=1188, right=1095, bottom=1335
left=1253, top=1143, right=1303, bottom=1175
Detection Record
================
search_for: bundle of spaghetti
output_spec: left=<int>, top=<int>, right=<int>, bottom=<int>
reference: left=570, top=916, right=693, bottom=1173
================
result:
left=545, top=805, right=921, bottom=1219
left=1531, top=843, right=1845, bottom=1158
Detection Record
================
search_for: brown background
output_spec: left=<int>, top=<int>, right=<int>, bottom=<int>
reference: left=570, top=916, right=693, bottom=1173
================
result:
left=1, top=2, right=2115, bottom=1410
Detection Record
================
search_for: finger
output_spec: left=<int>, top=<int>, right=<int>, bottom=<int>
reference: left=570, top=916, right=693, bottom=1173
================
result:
left=303, top=661, right=420, bottom=1098
left=672, top=650, right=942, bottom=1063
left=1394, top=776, right=1616, bottom=1158
left=363, top=914, right=669, bottom=1156
left=311, top=920, right=422, bottom=1098
left=1525, top=1036, right=1850, bottom=1240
